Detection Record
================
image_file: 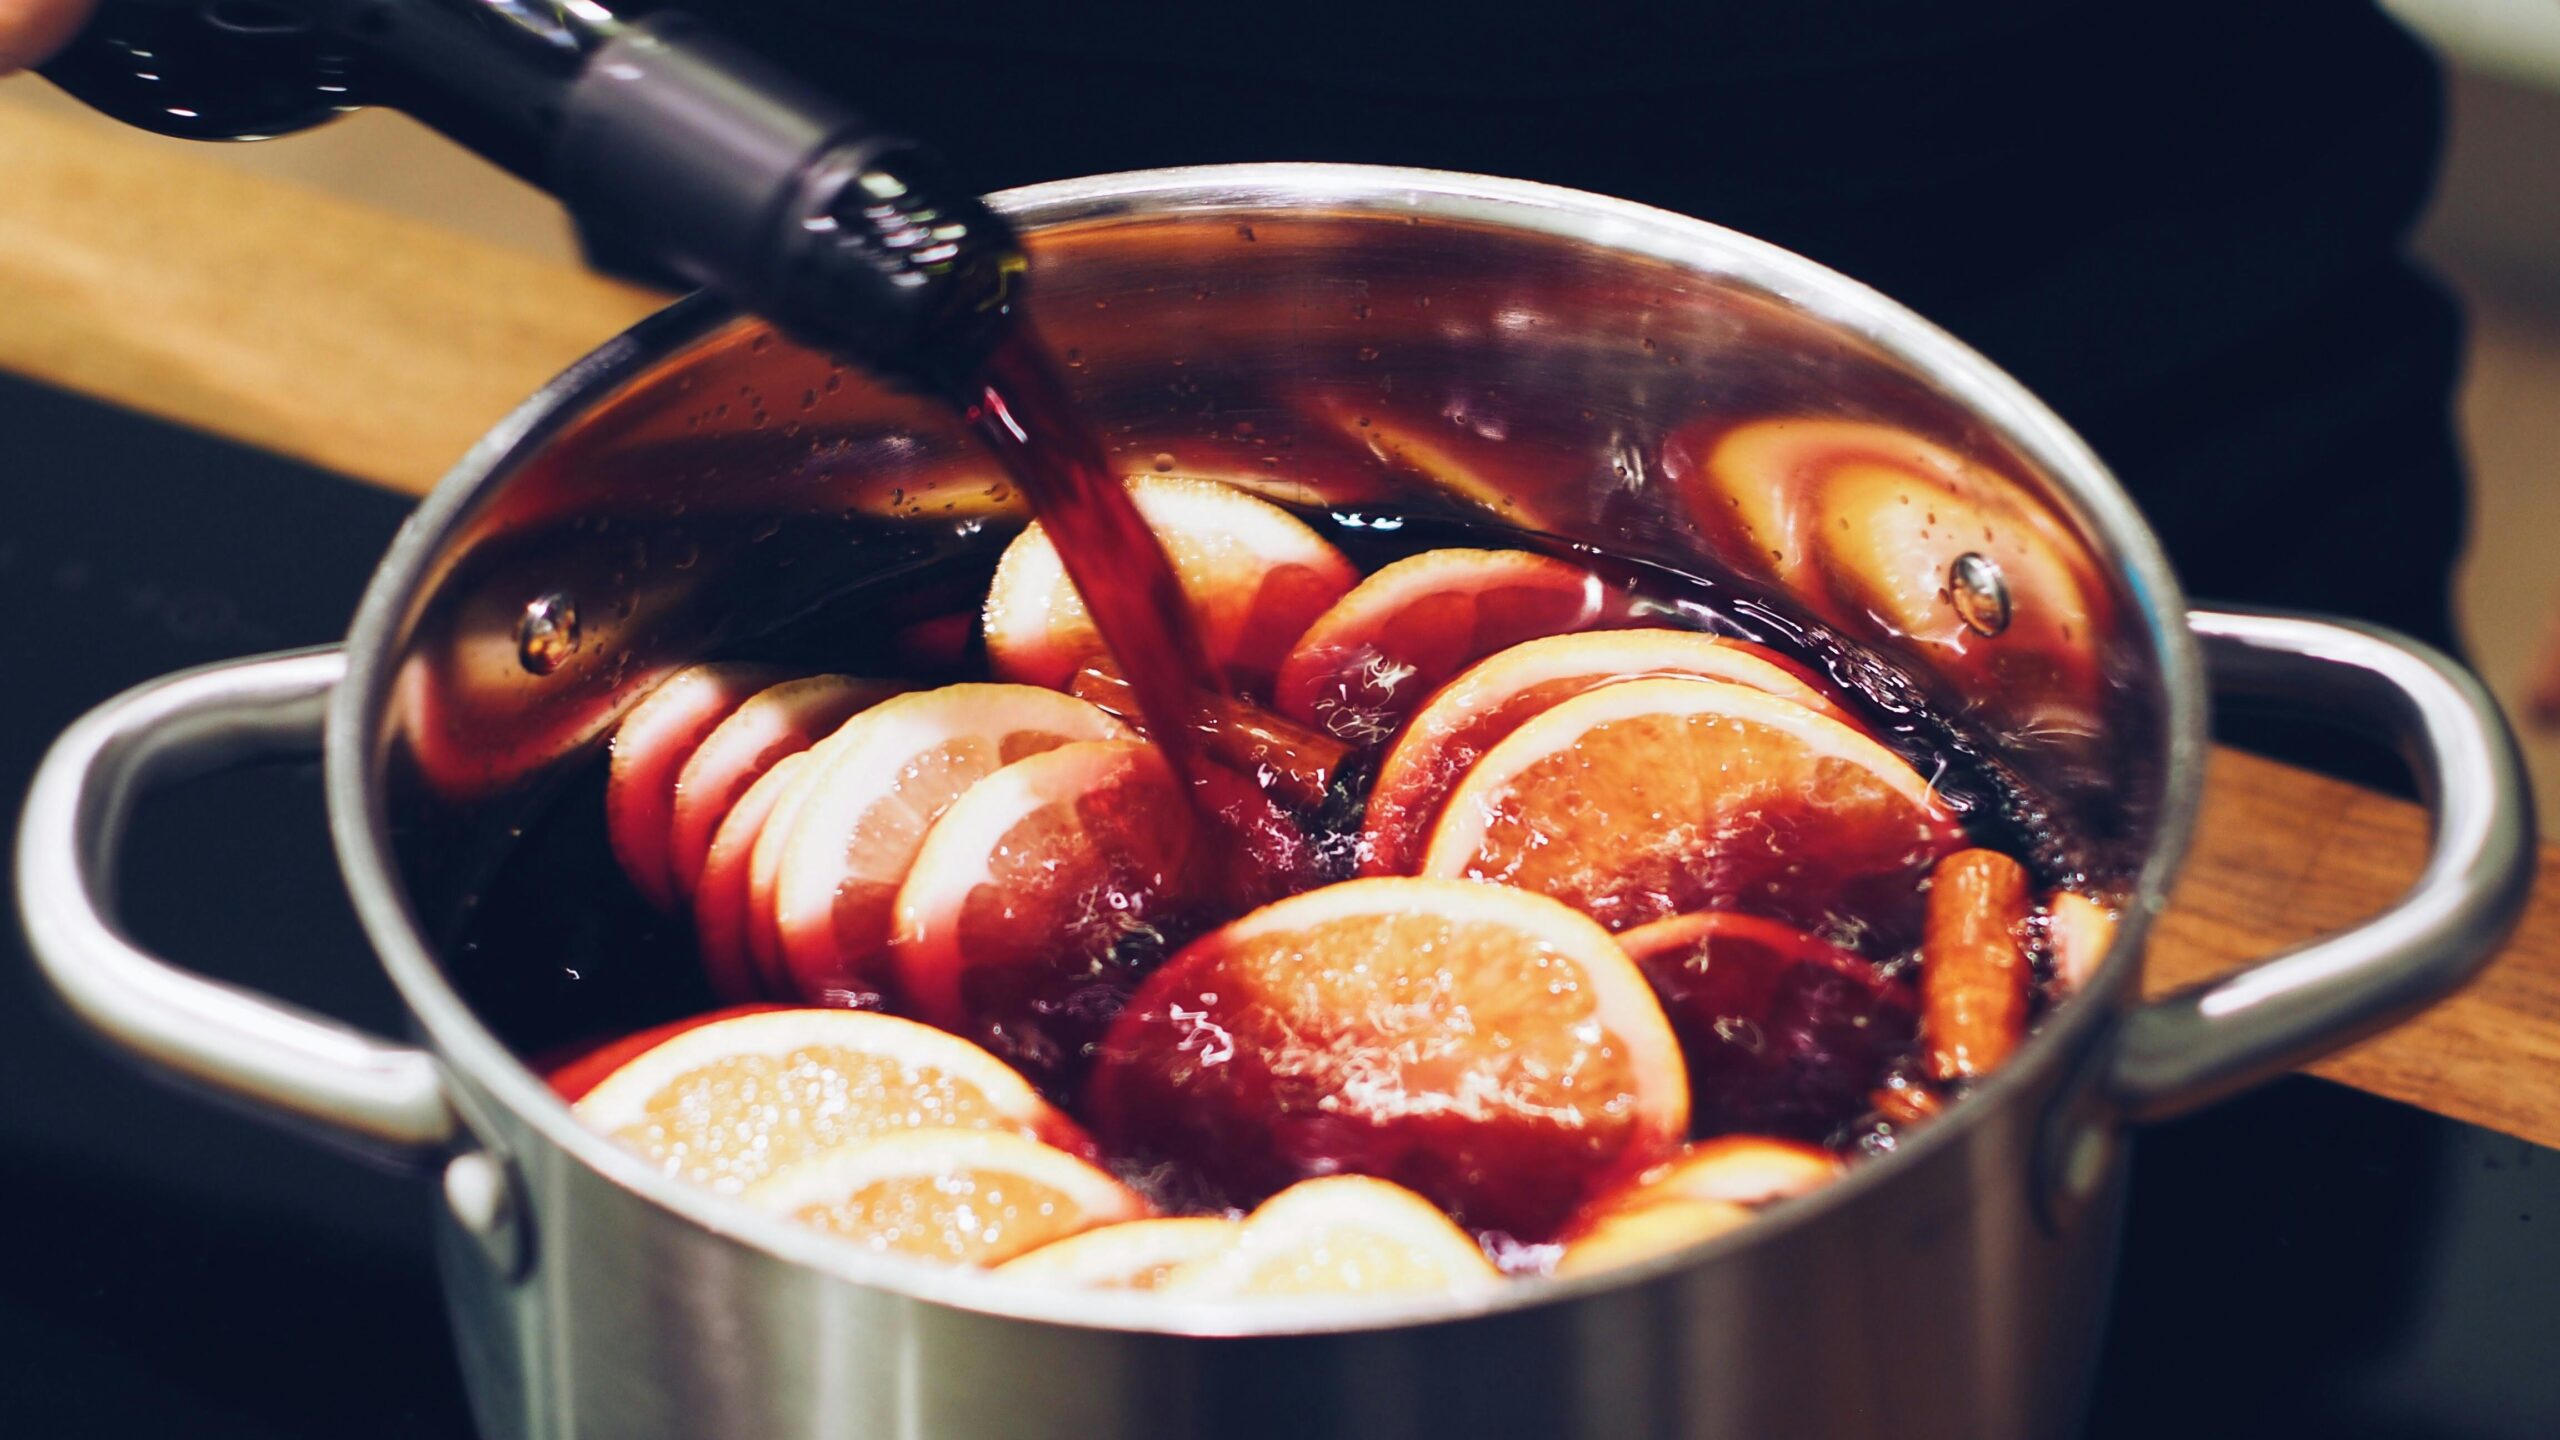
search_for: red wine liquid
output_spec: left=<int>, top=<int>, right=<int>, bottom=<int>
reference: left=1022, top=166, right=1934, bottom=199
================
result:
left=959, top=329, right=1322, bottom=896
left=962, top=330, right=1227, bottom=792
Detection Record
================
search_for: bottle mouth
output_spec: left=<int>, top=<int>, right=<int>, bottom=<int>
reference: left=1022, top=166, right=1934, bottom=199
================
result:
left=551, top=15, right=1026, bottom=401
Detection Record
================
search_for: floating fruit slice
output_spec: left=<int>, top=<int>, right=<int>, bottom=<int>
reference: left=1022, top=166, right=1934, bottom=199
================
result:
left=1301, top=386, right=1565, bottom=530
left=569, top=1009, right=1090, bottom=1194
left=994, top=1217, right=1245, bottom=1291
left=1601, top=1136, right=1846, bottom=1209
left=694, top=753, right=818, bottom=1003
left=745, top=751, right=828, bottom=1000
left=1361, top=629, right=1852, bottom=876
left=2045, top=890, right=2118, bottom=994
left=1552, top=1135, right=1840, bottom=1278
left=607, top=663, right=792, bottom=911
left=982, top=474, right=1358, bottom=695
left=1160, top=1177, right=1501, bottom=1299
left=667, top=675, right=901, bottom=903
left=1554, top=1198, right=1754, bottom=1278
left=1814, top=462, right=2101, bottom=719
left=1671, top=418, right=2105, bottom=736
left=769, top=685, right=1131, bottom=1008
left=1085, top=876, right=1688, bottom=1238
left=1616, top=911, right=1920, bottom=1138
left=741, top=1128, right=1148, bottom=1267
left=1420, top=677, right=1964, bottom=943
left=890, top=739, right=1203, bottom=1086
left=1273, top=548, right=1639, bottom=747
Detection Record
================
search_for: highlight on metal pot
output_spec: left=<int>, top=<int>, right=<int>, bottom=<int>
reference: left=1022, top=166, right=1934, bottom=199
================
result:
left=16, top=168, right=2536, bottom=1440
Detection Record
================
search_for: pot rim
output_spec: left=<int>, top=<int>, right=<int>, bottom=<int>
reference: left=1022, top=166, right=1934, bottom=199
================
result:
left=327, top=162, right=2207, bottom=1337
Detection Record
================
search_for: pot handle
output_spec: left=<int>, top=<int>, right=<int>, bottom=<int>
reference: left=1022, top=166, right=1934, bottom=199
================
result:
left=15, top=647, right=458, bottom=1155
left=2110, top=609, right=2538, bottom=1121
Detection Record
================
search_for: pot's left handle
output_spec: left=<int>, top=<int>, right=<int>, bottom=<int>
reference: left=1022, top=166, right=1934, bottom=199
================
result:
left=16, top=648, right=458, bottom=1155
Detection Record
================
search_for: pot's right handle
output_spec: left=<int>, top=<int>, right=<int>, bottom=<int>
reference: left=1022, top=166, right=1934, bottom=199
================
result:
left=15, top=647, right=457, bottom=1155
left=2110, top=608, right=2538, bottom=1121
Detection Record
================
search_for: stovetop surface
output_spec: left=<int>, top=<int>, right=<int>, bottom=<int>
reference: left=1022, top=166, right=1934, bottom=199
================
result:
left=1, top=372, right=2552, bottom=1438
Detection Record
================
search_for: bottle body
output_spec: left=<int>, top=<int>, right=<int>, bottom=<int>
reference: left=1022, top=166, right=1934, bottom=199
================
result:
left=41, top=0, right=360, bottom=142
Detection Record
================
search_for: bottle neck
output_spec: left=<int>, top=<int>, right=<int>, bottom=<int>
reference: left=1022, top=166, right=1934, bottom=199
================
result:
left=353, top=0, right=622, bottom=181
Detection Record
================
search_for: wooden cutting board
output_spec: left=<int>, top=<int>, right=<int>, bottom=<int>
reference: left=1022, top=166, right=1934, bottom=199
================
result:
left=4, top=101, right=2554, bottom=1148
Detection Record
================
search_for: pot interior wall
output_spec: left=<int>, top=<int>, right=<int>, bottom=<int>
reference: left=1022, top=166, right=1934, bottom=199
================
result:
left=366, top=188, right=2172, bottom=1054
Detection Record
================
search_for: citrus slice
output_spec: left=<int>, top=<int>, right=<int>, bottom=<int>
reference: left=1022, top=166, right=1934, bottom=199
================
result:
left=982, top=474, right=1357, bottom=695
left=889, top=739, right=1202, bottom=1085
left=1601, top=1137, right=1846, bottom=1209
left=1361, top=628, right=1852, bottom=876
left=1084, top=876, right=1688, bottom=1238
left=993, top=1217, right=1245, bottom=1291
left=2046, top=890, right=2118, bottom=994
left=1813, top=462, right=2101, bottom=723
left=744, top=750, right=828, bottom=1000
left=607, top=663, right=791, bottom=911
left=1301, top=387, right=1564, bottom=530
left=1420, top=677, right=1964, bottom=943
left=1551, top=1135, right=1840, bottom=1278
left=768, top=685, right=1131, bottom=1008
left=1616, top=910, right=1920, bottom=1138
left=569, top=1008, right=1090, bottom=1194
left=693, top=752, right=817, bottom=1003
left=741, top=1128, right=1148, bottom=1267
left=1672, top=418, right=2105, bottom=734
left=667, top=675, right=902, bottom=903
left=1553, top=1198, right=1754, bottom=1278
left=1160, top=1176, right=1501, bottom=1299
left=1272, top=548, right=1640, bottom=747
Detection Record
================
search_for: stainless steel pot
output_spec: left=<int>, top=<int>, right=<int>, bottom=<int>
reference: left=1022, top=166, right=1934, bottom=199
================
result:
left=17, top=165, right=2538, bottom=1440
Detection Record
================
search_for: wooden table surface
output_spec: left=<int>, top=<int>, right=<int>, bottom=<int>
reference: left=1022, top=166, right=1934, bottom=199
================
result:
left=6, top=103, right=2555, bottom=1148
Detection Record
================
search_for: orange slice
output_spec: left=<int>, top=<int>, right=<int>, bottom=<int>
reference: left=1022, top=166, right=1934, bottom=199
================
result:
left=569, top=1008, right=1089, bottom=1194
left=1420, top=677, right=1964, bottom=942
left=890, top=739, right=1202, bottom=1085
left=2046, top=890, right=2118, bottom=994
left=993, top=1217, right=1245, bottom=1291
left=1361, top=628, right=1852, bottom=876
left=1272, top=548, right=1639, bottom=747
left=741, top=1128, right=1148, bottom=1267
left=667, top=675, right=901, bottom=902
left=1084, top=876, right=1687, bottom=1238
left=1554, top=1198, right=1755, bottom=1278
left=693, top=752, right=817, bottom=1003
left=767, top=685, right=1131, bottom=1007
left=607, top=663, right=791, bottom=911
left=1552, top=1136, right=1840, bottom=1278
left=1300, top=387, right=1565, bottom=530
left=1674, top=418, right=2105, bottom=735
left=1160, top=1176, right=1501, bottom=1298
left=982, top=474, right=1357, bottom=695
left=1603, top=1137, right=1846, bottom=1209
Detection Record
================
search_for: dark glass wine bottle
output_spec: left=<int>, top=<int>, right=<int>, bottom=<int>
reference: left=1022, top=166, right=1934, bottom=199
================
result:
left=42, top=0, right=1022, bottom=400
